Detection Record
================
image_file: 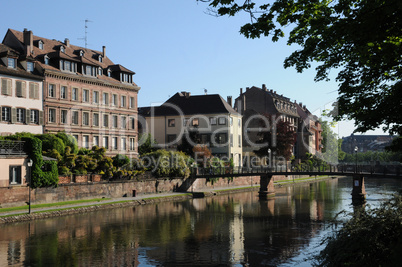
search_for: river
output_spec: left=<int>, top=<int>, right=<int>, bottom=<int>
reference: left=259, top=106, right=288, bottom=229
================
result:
left=1, top=177, right=401, bottom=266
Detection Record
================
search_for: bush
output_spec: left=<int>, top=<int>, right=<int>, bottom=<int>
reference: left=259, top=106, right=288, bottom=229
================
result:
left=141, top=150, right=191, bottom=178
left=314, top=194, right=402, bottom=266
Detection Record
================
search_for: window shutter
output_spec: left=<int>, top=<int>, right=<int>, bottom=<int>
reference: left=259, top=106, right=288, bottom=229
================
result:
left=39, top=111, right=44, bottom=125
left=29, top=83, right=34, bottom=99
left=26, top=109, right=30, bottom=124
left=34, top=84, right=39, bottom=99
left=11, top=108, right=17, bottom=123
left=16, top=81, right=22, bottom=97
left=7, top=80, right=11, bottom=95
left=22, top=82, right=26, bottom=97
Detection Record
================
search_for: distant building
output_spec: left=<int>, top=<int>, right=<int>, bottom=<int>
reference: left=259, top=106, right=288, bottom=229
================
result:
left=2, top=28, right=140, bottom=156
left=342, top=134, right=394, bottom=153
left=139, top=92, right=243, bottom=166
left=0, top=43, right=44, bottom=135
left=233, top=84, right=300, bottom=158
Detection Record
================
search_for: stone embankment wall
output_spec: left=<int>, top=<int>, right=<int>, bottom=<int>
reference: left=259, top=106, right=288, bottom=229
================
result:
left=0, top=175, right=275, bottom=207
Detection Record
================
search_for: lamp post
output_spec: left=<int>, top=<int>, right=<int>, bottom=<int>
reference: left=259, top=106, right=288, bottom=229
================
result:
left=267, top=148, right=271, bottom=171
left=27, top=159, right=33, bottom=214
left=354, top=146, right=358, bottom=173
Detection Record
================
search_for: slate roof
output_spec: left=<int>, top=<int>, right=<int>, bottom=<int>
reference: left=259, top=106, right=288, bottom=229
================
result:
left=139, top=92, right=240, bottom=117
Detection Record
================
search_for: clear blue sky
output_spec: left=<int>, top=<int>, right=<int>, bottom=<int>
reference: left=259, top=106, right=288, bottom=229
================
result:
left=0, top=0, right=386, bottom=137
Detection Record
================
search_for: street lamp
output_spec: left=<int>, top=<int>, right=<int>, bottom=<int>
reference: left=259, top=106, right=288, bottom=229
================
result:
left=267, top=148, right=271, bottom=171
left=354, top=146, right=358, bottom=173
left=27, top=159, right=33, bottom=214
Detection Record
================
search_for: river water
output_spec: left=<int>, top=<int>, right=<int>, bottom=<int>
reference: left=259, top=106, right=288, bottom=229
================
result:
left=1, top=177, right=401, bottom=266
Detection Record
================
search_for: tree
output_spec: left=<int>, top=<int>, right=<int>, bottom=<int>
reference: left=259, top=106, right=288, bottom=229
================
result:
left=254, top=116, right=295, bottom=161
left=197, top=0, right=402, bottom=135
left=138, top=133, right=158, bottom=155
left=177, top=127, right=201, bottom=157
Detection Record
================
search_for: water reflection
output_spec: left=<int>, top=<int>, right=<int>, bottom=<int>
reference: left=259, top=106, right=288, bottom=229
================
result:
left=0, top=177, right=401, bottom=266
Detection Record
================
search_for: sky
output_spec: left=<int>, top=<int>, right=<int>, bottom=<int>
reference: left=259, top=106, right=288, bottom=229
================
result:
left=0, top=0, right=388, bottom=138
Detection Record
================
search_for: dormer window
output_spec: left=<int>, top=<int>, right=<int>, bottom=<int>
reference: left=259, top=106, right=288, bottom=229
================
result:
left=7, top=58, right=16, bottom=69
left=80, top=50, right=84, bottom=57
left=60, top=46, right=65, bottom=53
left=44, top=55, right=49, bottom=65
left=38, top=40, right=44, bottom=50
left=98, top=55, right=103, bottom=62
left=107, top=69, right=111, bottom=77
left=98, top=67, right=102, bottom=76
left=27, top=62, right=34, bottom=72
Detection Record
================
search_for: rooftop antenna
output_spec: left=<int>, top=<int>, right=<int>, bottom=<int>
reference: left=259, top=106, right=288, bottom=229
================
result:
left=204, top=88, right=207, bottom=95
left=78, top=19, right=92, bottom=48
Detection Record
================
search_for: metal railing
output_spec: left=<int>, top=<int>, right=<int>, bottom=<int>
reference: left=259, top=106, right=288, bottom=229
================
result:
left=0, top=140, right=26, bottom=155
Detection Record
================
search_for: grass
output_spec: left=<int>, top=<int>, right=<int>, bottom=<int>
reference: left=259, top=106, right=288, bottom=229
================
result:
left=0, top=198, right=111, bottom=213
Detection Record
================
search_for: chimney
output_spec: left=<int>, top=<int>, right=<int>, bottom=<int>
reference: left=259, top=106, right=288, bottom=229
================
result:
left=274, top=91, right=277, bottom=94
left=227, top=96, right=232, bottom=107
left=102, top=46, right=106, bottom=57
left=270, top=89, right=273, bottom=93
left=246, top=87, right=250, bottom=91
left=64, top=38, right=70, bottom=47
left=299, top=102, right=302, bottom=106
left=181, top=92, right=191, bottom=98
left=240, top=88, right=243, bottom=95
left=262, top=84, right=267, bottom=91
left=303, top=105, right=306, bottom=110
left=23, top=28, right=33, bottom=56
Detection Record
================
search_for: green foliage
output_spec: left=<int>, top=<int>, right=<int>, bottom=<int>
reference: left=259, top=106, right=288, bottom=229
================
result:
left=386, top=136, right=402, bottom=156
left=314, top=194, right=402, bottom=266
left=177, top=128, right=201, bottom=157
left=319, top=119, right=342, bottom=164
left=112, top=154, right=130, bottom=168
left=341, top=150, right=401, bottom=163
left=141, top=150, right=191, bottom=178
left=198, top=0, right=402, bottom=135
left=56, top=132, right=78, bottom=154
left=36, top=134, right=65, bottom=156
left=138, top=133, right=158, bottom=155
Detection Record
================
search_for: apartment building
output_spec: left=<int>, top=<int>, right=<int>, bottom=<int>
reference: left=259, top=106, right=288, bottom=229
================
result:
left=139, top=92, right=243, bottom=166
left=2, top=29, right=140, bottom=156
left=0, top=43, right=43, bottom=135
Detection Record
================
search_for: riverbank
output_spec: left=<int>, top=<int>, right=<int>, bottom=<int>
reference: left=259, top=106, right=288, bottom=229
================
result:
left=0, top=175, right=345, bottom=224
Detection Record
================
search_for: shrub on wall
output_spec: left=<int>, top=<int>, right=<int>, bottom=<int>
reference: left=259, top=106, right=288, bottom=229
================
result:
left=141, top=150, right=191, bottom=178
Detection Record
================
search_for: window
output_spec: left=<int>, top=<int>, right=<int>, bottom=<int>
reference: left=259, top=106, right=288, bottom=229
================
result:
left=103, top=136, right=109, bottom=149
left=44, top=55, right=49, bottom=65
left=64, top=61, right=71, bottom=71
left=200, top=134, right=210, bottom=145
left=112, top=94, right=118, bottom=106
left=210, top=117, right=217, bottom=125
left=83, top=136, right=89, bottom=149
left=121, top=96, right=126, bottom=107
left=238, top=135, right=241, bottom=147
left=99, top=55, right=103, bottom=62
left=215, top=133, right=227, bottom=145
left=61, top=110, right=68, bottom=124
left=112, top=137, right=118, bottom=150
left=16, top=81, right=26, bottom=97
left=103, top=92, right=109, bottom=105
left=183, top=118, right=189, bottom=126
left=98, top=68, right=102, bottom=76
left=1, top=79, right=12, bottom=95
left=82, top=89, right=89, bottom=102
left=129, top=138, right=136, bottom=151
left=192, top=118, right=199, bottom=126
left=8, top=58, right=16, bottom=68
left=108, top=70, right=111, bottom=77
left=168, top=119, right=175, bottom=127
left=27, top=62, right=34, bottom=72
left=48, top=108, right=56, bottom=123
left=72, top=111, right=79, bottom=125
left=121, top=137, right=126, bottom=151
left=129, top=97, right=135, bottom=108
left=60, top=46, right=65, bottom=53
left=9, top=166, right=21, bottom=185
left=121, top=116, right=126, bottom=129
left=93, top=91, right=99, bottom=104
left=72, top=88, right=78, bottom=101
left=167, top=134, right=177, bottom=143
left=238, top=118, right=241, bottom=127
left=93, top=136, right=99, bottom=147
left=230, top=117, right=233, bottom=126
left=130, top=117, right=135, bottom=129
left=218, top=117, right=226, bottom=125
left=103, top=114, right=109, bottom=127
left=230, top=134, right=233, bottom=147
left=83, top=112, right=89, bottom=126
left=30, top=110, right=39, bottom=124
left=93, top=113, right=99, bottom=127
left=16, top=108, right=25, bottom=123
left=29, top=83, right=39, bottom=99
left=60, top=86, right=67, bottom=99
left=48, top=84, right=55, bottom=97
left=38, top=41, right=44, bottom=50
left=73, top=135, right=78, bottom=143
left=2, top=107, right=11, bottom=122
left=113, top=115, right=118, bottom=128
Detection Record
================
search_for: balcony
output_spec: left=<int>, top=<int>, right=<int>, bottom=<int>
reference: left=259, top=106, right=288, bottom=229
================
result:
left=0, top=140, right=26, bottom=155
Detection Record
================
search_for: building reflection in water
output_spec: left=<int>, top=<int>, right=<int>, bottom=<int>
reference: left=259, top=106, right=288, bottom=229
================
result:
left=2, top=177, right=396, bottom=266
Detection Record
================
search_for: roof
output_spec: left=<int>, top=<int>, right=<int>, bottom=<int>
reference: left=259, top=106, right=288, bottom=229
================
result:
left=139, top=92, right=240, bottom=117
left=3, top=29, right=138, bottom=87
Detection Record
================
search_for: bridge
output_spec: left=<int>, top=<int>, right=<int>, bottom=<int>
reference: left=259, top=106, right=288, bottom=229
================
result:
left=191, top=164, right=401, bottom=202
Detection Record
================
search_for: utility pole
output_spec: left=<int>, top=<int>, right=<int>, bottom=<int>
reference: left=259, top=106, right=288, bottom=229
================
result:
left=78, top=19, right=92, bottom=48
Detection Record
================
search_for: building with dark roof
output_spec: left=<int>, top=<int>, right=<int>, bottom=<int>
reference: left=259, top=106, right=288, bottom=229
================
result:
left=139, top=92, right=243, bottom=165
left=2, top=29, right=140, bottom=156
left=296, top=103, right=322, bottom=158
left=0, top=42, right=44, bottom=135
